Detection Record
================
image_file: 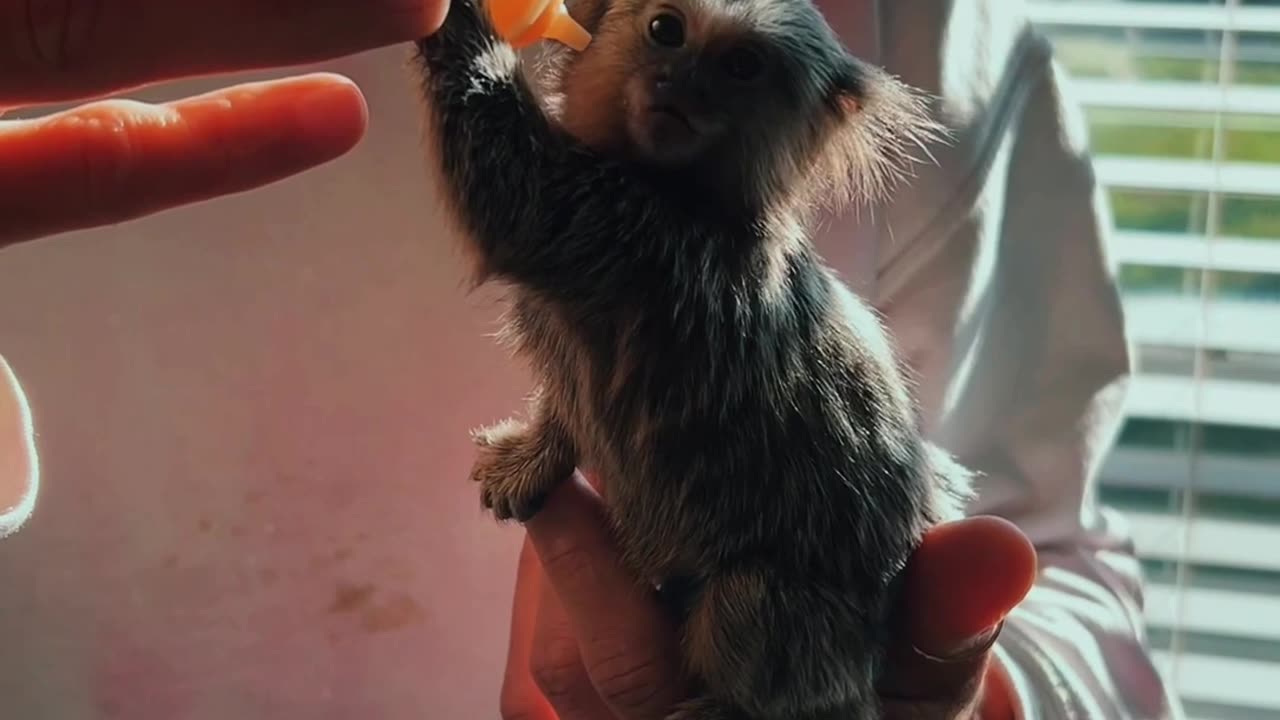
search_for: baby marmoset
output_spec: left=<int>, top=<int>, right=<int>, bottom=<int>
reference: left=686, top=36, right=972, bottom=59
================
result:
left=414, top=1, right=974, bottom=718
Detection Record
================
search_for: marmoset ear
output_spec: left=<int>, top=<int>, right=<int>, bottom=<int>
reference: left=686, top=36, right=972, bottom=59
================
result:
left=825, top=55, right=866, bottom=117
left=815, top=52, right=947, bottom=211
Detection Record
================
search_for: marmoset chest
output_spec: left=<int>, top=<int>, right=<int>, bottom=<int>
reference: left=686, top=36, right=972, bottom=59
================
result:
left=507, top=281, right=935, bottom=582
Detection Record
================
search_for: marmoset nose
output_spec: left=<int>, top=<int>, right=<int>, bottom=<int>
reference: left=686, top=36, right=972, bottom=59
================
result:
left=652, top=69, right=680, bottom=104
left=653, top=65, right=711, bottom=106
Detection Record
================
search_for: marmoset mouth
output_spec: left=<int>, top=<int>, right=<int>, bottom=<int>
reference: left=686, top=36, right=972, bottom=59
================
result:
left=627, top=96, right=717, bottom=165
left=649, top=105, right=696, bottom=133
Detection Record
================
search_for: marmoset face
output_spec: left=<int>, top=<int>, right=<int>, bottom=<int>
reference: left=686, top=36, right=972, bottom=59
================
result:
left=560, top=0, right=866, bottom=161
left=552, top=0, right=936, bottom=211
left=624, top=1, right=799, bottom=166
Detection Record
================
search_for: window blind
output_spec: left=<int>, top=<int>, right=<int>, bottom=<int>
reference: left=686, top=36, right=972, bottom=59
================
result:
left=1028, top=2, right=1280, bottom=718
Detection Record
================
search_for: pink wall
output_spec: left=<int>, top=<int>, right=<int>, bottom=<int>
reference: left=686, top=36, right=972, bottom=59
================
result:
left=0, top=49, right=530, bottom=718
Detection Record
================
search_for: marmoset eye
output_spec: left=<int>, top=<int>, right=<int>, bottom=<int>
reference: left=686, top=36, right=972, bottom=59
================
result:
left=648, top=12, right=686, bottom=48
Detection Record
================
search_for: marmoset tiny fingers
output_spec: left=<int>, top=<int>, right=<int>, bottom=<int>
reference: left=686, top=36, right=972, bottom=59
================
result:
left=486, top=0, right=592, bottom=50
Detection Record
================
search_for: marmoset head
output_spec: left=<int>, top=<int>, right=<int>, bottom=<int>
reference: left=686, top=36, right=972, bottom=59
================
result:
left=543, top=0, right=942, bottom=213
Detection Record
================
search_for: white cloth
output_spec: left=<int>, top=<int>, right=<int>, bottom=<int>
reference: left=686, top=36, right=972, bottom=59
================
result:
left=0, top=353, right=38, bottom=539
left=816, top=1, right=1184, bottom=718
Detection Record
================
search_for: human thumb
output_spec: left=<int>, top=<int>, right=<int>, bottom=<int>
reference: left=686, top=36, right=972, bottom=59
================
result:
left=911, top=516, right=1036, bottom=655
left=878, top=516, right=1037, bottom=708
left=0, top=353, right=38, bottom=538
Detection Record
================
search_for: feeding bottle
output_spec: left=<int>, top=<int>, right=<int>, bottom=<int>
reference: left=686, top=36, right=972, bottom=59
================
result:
left=485, top=0, right=592, bottom=51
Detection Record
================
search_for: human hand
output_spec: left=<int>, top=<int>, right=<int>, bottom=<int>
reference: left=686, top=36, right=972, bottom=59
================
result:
left=500, top=473, right=1037, bottom=720
left=0, top=0, right=450, bottom=248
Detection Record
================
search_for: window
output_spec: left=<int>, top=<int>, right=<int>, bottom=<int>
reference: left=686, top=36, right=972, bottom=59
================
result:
left=1029, top=2, right=1280, bottom=718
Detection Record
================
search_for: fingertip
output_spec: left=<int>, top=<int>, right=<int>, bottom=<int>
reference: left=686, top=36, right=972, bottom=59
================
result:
left=908, top=516, right=1038, bottom=646
left=523, top=474, right=613, bottom=603
left=420, top=0, right=452, bottom=35
left=918, top=516, right=1037, bottom=592
left=957, top=516, right=1038, bottom=613
left=993, top=516, right=1038, bottom=607
left=523, top=472, right=601, bottom=543
left=294, top=72, right=367, bottom=102
left=289, top=73, right=369, bottom=160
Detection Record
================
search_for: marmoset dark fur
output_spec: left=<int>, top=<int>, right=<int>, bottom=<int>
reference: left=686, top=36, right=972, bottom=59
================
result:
left=413, top=1, right=974, bottom=718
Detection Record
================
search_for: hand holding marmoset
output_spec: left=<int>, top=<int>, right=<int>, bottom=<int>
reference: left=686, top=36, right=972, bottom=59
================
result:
left=0, top=0, right=450, bottom=249
left=505, top=476, right=1037, bottom=720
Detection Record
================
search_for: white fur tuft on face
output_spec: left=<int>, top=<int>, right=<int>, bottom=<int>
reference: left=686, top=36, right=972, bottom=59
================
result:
left=466, top=41, right=521, bottom=98
left=817, top=72, right=949, bottom=213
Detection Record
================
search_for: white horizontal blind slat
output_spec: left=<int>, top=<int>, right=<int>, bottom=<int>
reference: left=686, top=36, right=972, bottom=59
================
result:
left=1150, top=652, right=1280, bottom=711
left=1127, top=511, right=1280, bottom=573
left=1121, top=296, right=1280, bottom=356
left=1145, top=584, right=1280, bottom=642
left=1127, top=375, right=1280, bottom=429
left=1071, top=79, right=1280, bottom=115
left=1112, top=232, right=1280, bottom=275
left=1103, top=448, right=1280, bottom=500
left=1027, top=1, right=1280, bottom=33
left=1095, top=156, right=1280, bottom=196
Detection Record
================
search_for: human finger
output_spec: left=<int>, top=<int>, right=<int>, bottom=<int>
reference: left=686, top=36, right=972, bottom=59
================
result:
left=0, top=73, right=366, bottom=248
left=976, top=659, right=1018, bottom=720
left=908, top=517, right=1036, bottom=656
left=530, top=562, right=619, bottom=719
left=879, top=516, right=1037, bottom=715
left=0, top=0, right=450, bottom=106
left=525, top=474, right=687, bottom=720
left=501, top=537, right=558, bottom=720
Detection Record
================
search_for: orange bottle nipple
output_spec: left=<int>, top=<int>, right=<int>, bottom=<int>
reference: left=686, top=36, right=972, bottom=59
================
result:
left=486, top=0, right=592, bottom=52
